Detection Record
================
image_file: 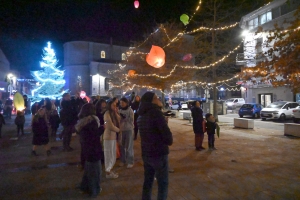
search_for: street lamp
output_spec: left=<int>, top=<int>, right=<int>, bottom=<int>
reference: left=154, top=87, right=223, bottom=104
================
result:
left=7, top=73, right=15, bottom=96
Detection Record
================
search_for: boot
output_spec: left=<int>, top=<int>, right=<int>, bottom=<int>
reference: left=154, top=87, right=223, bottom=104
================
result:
left=212, top=142, right=217, bottom=150
left=32, top=150, right=38, bottom=156
left=208, top=142, right=213, bottom=150
left=47, top=150, right=51, bottom=156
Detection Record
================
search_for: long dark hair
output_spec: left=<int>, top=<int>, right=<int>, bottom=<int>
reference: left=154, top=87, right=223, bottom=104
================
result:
left=78, top=103, right=95, bottom=119
left=44, top=98, right=52, bottom=111
left=95, top=99, right=107, bottom=114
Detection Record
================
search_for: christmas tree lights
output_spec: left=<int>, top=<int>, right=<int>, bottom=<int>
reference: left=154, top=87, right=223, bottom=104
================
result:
left=30, top=42, right=67, bottom=101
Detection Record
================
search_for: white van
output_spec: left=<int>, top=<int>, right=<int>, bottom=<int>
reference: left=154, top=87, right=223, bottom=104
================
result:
left=260, top=101, right=299, bottom=121
left=225, top=98, right=245, bottom=108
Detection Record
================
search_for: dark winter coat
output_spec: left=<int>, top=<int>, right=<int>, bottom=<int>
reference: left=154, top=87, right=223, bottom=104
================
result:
left=206, top=120, right=216, bottom=135
left=0, top=114, right=5, bottom=126
left=131, top=101, right=140, bottom=117
left=75, top=115, right=103, bottom=162
left=60, top=100, right=78, bottom=126
left=15, top=115, right=25, bottom=126
left=96, top=111, right=105, bottom=136
left=49, top=114, right=61, bottom=130
left=137, top=102, right=173, bottom=157
left=31, top=104, right=40, bottom=115
left=32, top=116, right=49, bottom=145
left=191, top=106, right=204, bottom=134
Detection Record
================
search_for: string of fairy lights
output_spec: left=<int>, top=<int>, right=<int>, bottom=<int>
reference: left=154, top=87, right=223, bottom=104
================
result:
left=110, top=0, right=300, bottom=93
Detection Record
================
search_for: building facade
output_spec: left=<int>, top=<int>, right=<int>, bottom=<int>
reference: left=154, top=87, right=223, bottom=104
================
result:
left=63, top=41, right=129, bottom=97
left=0, top=48, right=10, bottom=100
left=237, top=0, right=300, bottom=106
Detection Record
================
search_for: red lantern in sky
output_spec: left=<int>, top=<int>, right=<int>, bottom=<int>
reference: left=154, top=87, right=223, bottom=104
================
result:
left=182, top=53, right=192, bottom=61
left=146, top=45, right=166, bottom=68
left=134, top=0, right=139, bottom=8
left=128, top=69, right=136, bottom=77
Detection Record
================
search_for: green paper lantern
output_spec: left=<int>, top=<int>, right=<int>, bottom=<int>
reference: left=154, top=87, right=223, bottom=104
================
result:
left=13, top=92, right=25, bottom=111
left=180, top=14, right=189, bottom=25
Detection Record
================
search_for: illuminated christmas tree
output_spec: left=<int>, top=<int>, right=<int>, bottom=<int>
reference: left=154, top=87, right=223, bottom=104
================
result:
left=31, top=42, right=67, bottom=100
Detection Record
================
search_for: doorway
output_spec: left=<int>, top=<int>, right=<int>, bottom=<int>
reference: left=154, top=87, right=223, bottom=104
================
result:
left=259, top=93, right=272, bottom=107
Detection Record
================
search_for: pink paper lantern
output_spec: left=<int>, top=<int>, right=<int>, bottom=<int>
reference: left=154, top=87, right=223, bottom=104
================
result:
left=182, top=53, right=192, bottom=61
left=134, top=0, right=139, bottom=8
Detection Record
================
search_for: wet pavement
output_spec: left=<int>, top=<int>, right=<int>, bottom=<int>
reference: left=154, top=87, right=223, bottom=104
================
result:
left=0, top=114, right=300, bottom=199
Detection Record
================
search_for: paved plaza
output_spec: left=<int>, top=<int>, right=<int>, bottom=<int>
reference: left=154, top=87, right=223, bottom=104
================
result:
left=0, top=114, right=300, bottom=199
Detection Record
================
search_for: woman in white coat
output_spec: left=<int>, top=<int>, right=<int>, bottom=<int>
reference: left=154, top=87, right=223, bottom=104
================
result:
left=103, top=100, right=120, bottom=179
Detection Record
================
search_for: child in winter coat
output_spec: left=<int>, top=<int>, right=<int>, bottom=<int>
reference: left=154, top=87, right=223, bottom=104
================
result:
left=31, top=108, right=51, bottom=156
left=205, top=113, right=217, bottom=150
left=0, top=113, right=5, bottom=138
left=15, top=110, right=25, bottom=136
left=49, top=110, right=61, bottom=141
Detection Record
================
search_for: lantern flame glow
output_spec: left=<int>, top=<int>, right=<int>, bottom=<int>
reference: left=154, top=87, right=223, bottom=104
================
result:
left=134, top=0, right=139, bottom=8
left=146, top=45, right=166, bottom=68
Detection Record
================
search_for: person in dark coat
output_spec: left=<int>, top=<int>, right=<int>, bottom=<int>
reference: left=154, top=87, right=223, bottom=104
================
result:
left=0, top=113, right=6, bottom=138
left=137, top=92, right=173, bottom=200
left=5, top=98, right=13, bottom=119
left=31, top=102, right=40, bottom=125
left=205, top=113, right=217, bottom=150
left=31, top=108, right=51, bottom=156
left=49, top=109, right=61, bottom=141
left=75, top=103, right=103, bottom=198
left=191, top=101, right=205, bottom=151
left=130, top=95, right=140, bottom=140
left=60, top=93, right=78, bottom=151
left=15, top=110, right=25, bottom=136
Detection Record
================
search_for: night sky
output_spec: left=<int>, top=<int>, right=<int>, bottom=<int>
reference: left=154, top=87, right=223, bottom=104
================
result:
left=0, top=0, right=195, bottom=75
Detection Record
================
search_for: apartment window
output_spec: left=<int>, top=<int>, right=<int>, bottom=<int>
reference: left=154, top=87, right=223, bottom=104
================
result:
left=121, top=53, right=126, bottom=60
left=248, top=17, right=258, bottom=30
left=100, top=51, right=106, bottom=58
left=259, top=11, right=272, bottom=25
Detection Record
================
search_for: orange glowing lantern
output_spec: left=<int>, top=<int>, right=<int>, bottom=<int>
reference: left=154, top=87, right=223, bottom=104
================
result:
left=146, top=45, right=165, bottom=68
left=128, top=70, right=136, bottom=77
left=134, top=0, right=139, bottom=8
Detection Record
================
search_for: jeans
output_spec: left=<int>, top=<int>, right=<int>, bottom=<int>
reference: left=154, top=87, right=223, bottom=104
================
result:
left=142, top=155, right=169, bottom=200
left=120, top=130, right=134, bottom=165
left=208, top=133, right=215, bottom=144
left=80, top=160, right=101, bottom=196
left=62, top=125, right=73, bottom=149
left=17, top=124, right=24, bottom=135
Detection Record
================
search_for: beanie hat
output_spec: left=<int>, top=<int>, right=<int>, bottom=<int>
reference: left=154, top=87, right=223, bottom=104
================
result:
left=141, top=92, right=155, bottom=103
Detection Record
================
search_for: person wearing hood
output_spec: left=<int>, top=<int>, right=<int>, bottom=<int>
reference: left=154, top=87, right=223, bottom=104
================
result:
left=137, top=92, right=173, bottom=200
left=118, top=97, right=134, bottom=168
left=75, top=103, right=103, bottom=198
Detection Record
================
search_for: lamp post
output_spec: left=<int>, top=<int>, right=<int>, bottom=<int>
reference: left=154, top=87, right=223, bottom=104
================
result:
left=7, top=73, right=15, bottom=96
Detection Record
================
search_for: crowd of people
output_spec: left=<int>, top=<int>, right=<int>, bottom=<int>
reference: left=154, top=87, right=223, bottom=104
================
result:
left=0, top=91, right=219, bottom=199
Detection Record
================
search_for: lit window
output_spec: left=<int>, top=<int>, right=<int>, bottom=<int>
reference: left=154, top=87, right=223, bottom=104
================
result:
left=248, top=18, right=258, bottom=30
left=101, top=51, right=106, bottom=58
left=121, top=53, right=126, bottom=60
left=259, top=11, right=272, bottom=25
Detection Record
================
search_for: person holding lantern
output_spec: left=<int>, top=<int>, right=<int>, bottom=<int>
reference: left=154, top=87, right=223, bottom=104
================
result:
left=15, top=110, right=25, bottom=137
left=130, top=95, right=141, bottom=140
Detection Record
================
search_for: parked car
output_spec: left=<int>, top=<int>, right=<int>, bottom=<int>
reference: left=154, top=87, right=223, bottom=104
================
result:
left=292, top=106, right=300, bottom=123
left=260, top=101, right=299, bottom=121
left=225, top=98, right=245, bottom=109
left=181, top=100, right=195, bottom=110
left=170, top=104, right=180, bottom=110
left=238, top=103, right=264, bottom=118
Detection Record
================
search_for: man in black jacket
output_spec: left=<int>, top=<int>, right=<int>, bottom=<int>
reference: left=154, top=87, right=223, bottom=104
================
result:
left=137, top=92, right=173, bottom=200
left=59, top=93, right=78, bottom=151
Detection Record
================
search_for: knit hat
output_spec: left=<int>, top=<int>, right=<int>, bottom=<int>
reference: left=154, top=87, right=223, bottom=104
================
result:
left=141, top=92, right=155, bottom=103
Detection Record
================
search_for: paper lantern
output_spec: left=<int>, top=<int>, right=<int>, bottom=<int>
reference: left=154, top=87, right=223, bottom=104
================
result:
left=80, top=91, right=86, bottom=99
left=146, top=45, right=165, bottom=68
left=128, top=70, right=136, bottom=77
left=180, top=14, right=189, bottom=25
left=134, top=0, right=139, bottom=8
left=13, top=92, right=25, bottom=111
left=182, top=53, right=192, bottom=61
